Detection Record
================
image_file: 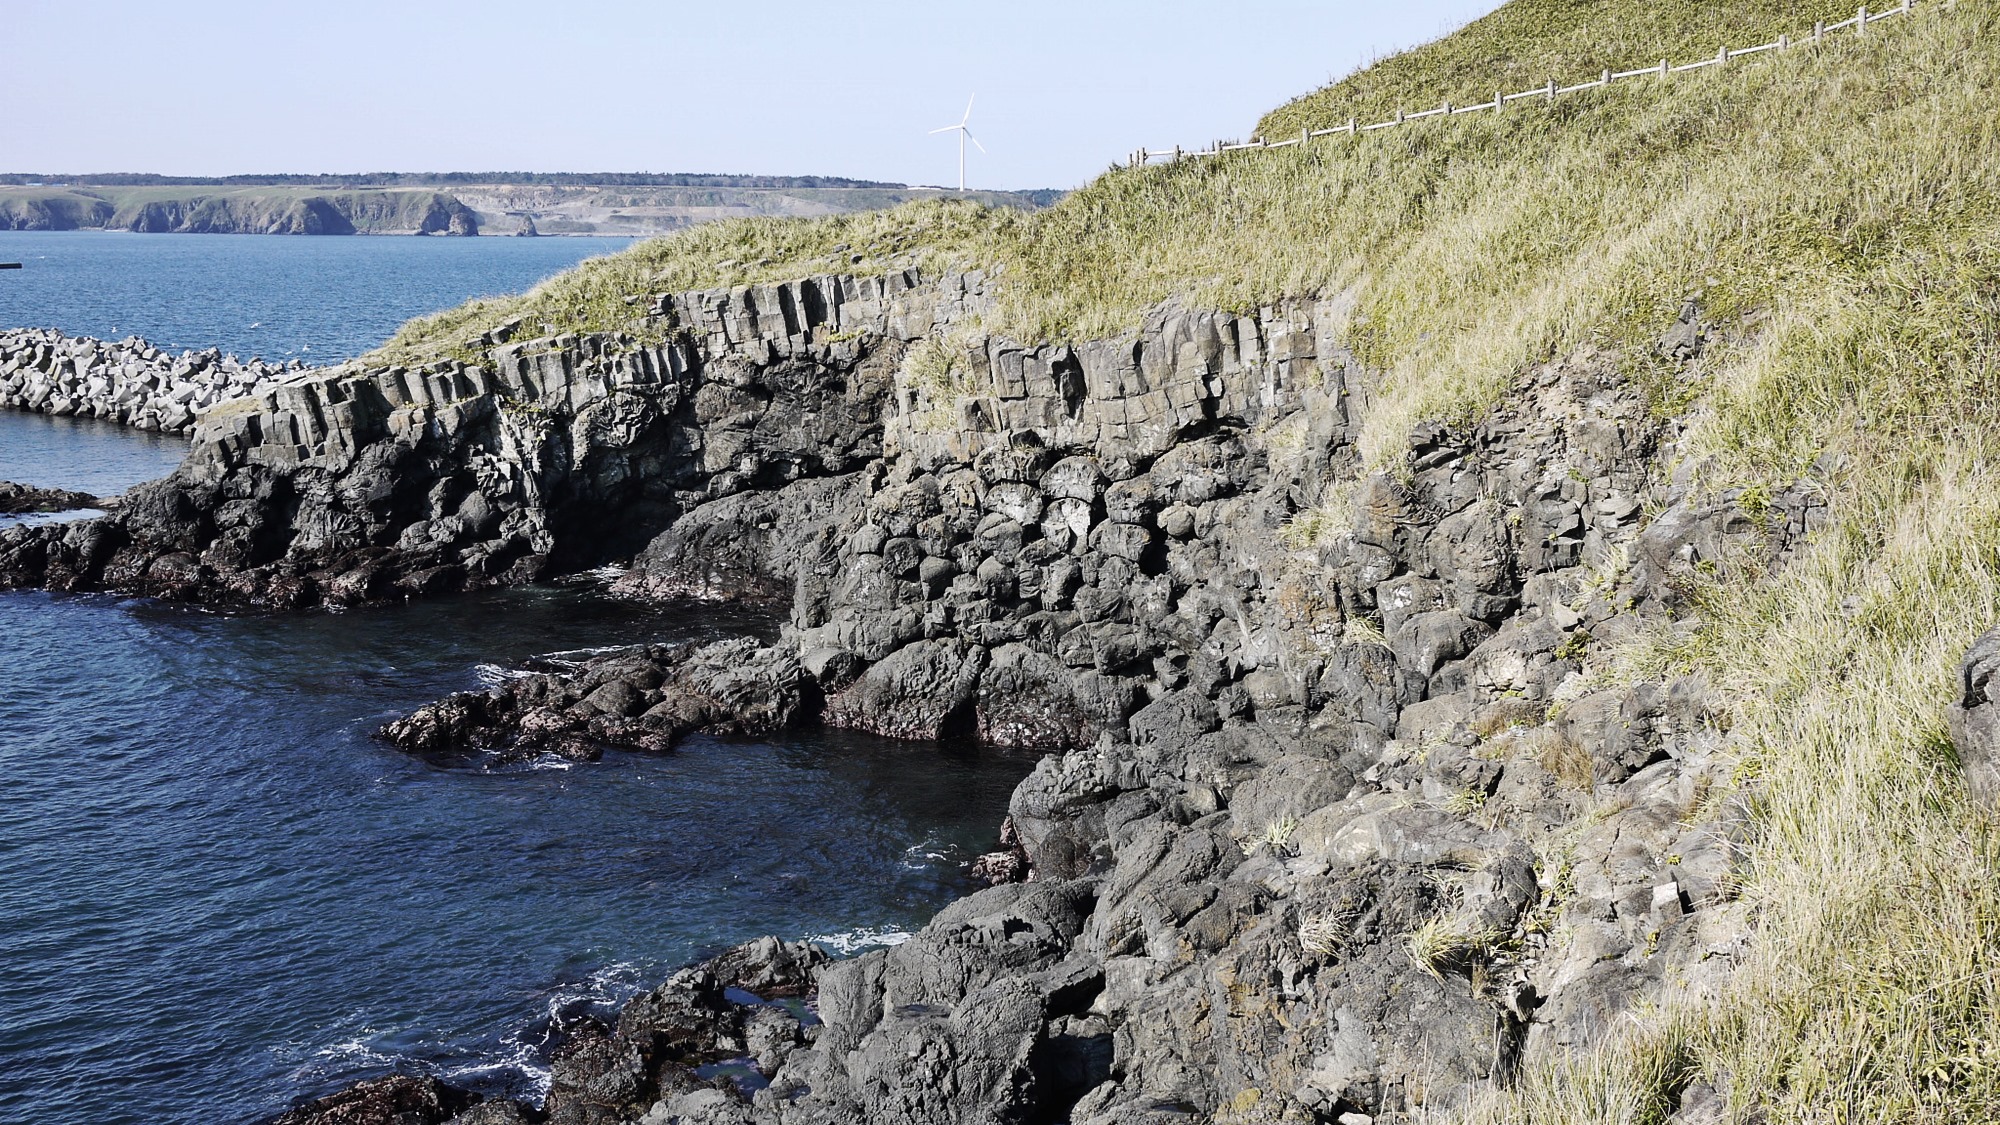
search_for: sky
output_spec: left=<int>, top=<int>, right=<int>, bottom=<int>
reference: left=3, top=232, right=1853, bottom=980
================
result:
left=2, top=0, right=1503, bottom=191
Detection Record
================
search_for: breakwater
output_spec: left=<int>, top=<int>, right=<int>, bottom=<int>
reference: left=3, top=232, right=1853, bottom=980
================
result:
left=0, top=328, right=298, bottom=433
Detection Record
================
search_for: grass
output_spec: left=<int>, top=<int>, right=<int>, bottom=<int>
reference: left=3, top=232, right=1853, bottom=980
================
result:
left=1255, top=0, right=1865, bottom=140
left=378, top=0, right=1992, bottom=472
left=1243, top=816, right=1302, bottom=858
left=896, top=333, right=982, bottom=433
left=1406, top=914, right=1507, bottom=980
left=1297, top=908, right=1354, bottom=957
left=360, top=0, right=2000, bottom=1118
left=371, top=199, right=1021, bottom=367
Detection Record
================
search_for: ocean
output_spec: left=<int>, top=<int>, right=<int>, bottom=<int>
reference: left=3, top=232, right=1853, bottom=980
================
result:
left=0, top=233, right=1028, bottom=1125
left=0, top=230, right=642, bottom=362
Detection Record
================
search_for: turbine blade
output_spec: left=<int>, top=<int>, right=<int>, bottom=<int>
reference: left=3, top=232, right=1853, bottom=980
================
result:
left=966, top=131, right=987, bottom=154
left=962, top=94, right=975, bottom=124
left=929, top=125, right=960, bottom=134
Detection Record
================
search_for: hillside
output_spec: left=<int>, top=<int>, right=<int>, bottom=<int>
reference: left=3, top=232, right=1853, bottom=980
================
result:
left=0, top=179, right=1059, bottom=236
left=362, top=1, right=2000, bottom=1117
left=6, top=1, right=1997, bottom=1122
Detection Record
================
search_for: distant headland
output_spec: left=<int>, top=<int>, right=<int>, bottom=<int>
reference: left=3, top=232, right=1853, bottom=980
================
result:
left=0, top=173, right=1063, bottom=236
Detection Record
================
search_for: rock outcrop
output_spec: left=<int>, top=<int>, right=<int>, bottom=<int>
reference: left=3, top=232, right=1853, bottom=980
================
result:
left=5, top=268, right=1787, bottom=1122
left=1949, top=626, right=2000, bottom=806
left=0, top=481, right=101, bottom=514
left=0, top=328, right=297, bottom=432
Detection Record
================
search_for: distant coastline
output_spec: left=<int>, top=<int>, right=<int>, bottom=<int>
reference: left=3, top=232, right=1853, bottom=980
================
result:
left=0, top=174, right=1062, bottom=237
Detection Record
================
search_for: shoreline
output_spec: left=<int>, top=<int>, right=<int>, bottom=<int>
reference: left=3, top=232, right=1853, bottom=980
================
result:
left=0, top=264, right=1772, bottom=1124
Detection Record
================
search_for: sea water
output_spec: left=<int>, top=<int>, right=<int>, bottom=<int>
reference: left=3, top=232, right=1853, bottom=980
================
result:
left=0, top=236, right=1031, bottom=1125
left=0, top=229, right=642, bottom=362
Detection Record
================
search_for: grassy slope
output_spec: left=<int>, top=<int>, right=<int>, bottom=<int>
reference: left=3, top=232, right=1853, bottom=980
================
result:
left=379, top=7, right=2000, bottom=1119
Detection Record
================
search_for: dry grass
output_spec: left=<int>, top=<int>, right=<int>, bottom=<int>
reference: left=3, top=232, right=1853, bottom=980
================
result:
left=361, top=0, right=2000, bottom=1118
left=1532, top=728, right=1598, bottom=792
left=1406, top=914, right=1507, bottom=980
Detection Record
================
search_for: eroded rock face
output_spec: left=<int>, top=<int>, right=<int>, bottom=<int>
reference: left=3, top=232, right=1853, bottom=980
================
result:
left=7, top=272, right=1787, bottom=1123
left=1949, top=626, right=2000, bottom=806
left=0, top=273, right=921, bottom=607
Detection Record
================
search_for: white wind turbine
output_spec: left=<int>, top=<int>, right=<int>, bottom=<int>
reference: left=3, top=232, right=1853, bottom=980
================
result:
left=929, top=95, right=985, bottom=192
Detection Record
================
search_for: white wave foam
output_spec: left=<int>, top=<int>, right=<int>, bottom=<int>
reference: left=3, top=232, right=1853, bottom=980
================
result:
left=283, top=1026, right=400, bottom=1085
left=474, top=662, right=536, bottom=686
left=806, top=925, right=916, bottom=955
left=532, top=643, right=646, bottom=669
left=477, top=961, right=651, bottom=1098
left=900, top=837, right=957, bottom=870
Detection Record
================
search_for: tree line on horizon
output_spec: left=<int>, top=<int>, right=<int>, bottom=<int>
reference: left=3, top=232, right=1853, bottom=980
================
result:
left=0, top=172, right=912, bottom=190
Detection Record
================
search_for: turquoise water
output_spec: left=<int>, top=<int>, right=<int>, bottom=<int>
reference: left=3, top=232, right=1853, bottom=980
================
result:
left=0, top=230, right=638, bottom=362
left=0, top=238, right=1028, bottom=1125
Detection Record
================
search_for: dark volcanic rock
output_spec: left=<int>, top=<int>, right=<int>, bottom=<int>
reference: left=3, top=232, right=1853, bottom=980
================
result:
left=821, top=637, right=985, bottom=739
left=0, top=480, right=101, bottom=514
left=269, top=1075, right=479, bottom=1125
left=377, top=638, right=812, bottom=765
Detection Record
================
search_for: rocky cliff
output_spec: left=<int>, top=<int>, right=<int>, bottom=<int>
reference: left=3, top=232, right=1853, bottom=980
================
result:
left=0, top=266, right=1784, bottom=1124
left=0, top=188, right=479, bottom=235
left=0, top=181, right=1060, bottom=237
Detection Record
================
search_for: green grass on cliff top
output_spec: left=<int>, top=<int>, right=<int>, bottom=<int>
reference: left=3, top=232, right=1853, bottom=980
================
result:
left=381, top=3, right=2000, bottom=1120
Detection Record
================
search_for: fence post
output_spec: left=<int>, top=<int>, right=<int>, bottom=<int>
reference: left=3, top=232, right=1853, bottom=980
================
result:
left=1173, top=145, right=1182, bottom=163
left=1546, top=77, right=1556, bottom=100
left=1815, top=19, right=1825, bottom=40
left=1396, top=110, right=1405, bottom=124
left=1717, top=46, right=1729, bottom=66
left=1348, top=116, right=1357, bottom=134
left=1857, top=5, right=1868, bottom=33
left=1301, top=127, right=1309, bottom=146
left=1779, top=32, right=1790, bottom=50
left=1494, top=89, right=1504, bottom=111
left=1660, top=57, right=1670, bottom=75
left=1601, top=68, right=1611, bottom=85
left=1442, top=99, right=1452, bottom=114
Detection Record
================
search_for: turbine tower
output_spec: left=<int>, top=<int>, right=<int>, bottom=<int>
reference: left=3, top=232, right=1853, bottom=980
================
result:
left=929, top=95, right=985, bottom=192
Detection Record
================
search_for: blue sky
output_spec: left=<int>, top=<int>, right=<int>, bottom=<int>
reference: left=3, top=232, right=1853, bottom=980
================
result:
left=3, top=1, right=1501, bottom=189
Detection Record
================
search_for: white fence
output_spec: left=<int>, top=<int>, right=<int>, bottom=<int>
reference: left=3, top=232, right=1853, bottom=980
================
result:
left=1124, top=0, right=1922, bottom=169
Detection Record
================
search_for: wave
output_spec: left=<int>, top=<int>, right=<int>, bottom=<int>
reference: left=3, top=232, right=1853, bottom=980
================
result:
left=554, top=565, right=628, bottom=586
left=473, top=662, right=537, bottom=686
left=806, top=925, right=916, bottom=955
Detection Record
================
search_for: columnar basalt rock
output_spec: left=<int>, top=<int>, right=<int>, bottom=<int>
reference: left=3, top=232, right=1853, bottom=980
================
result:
left=4, top=272, right=1783, bottom=1124
left=0, top=328, right=299, bottom=432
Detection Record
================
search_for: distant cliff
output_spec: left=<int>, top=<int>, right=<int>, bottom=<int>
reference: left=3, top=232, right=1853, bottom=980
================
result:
left=0, top=179, right=1061, bottom=237
left=0, top=188, right=479, bottom=235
